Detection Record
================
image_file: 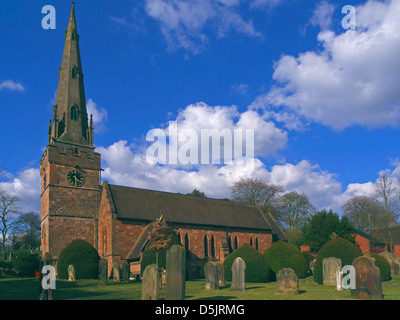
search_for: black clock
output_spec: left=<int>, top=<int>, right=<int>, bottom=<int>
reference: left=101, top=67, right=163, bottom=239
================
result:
left=66, top=169, right=85, bottom=187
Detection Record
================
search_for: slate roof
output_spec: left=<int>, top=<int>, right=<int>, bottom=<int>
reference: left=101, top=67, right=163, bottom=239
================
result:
left=107, top=184, right=275, bottom=231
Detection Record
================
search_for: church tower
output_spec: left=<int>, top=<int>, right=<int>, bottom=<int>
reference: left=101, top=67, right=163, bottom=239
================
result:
left=40, top=3, right=101, bottom=260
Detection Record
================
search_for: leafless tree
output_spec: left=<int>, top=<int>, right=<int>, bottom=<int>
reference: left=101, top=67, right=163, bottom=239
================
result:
left=277, top=191, right=316, bottom=230
left=0, top=189, right=21, bottom=260
left=230, top=177, right=284, bottom=213
left=342, top=195, right=386, bottom=232
left=374, top=173, right=400, bottom=251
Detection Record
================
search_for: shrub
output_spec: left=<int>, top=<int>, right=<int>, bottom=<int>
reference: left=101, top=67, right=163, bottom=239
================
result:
left=313, top=237, right=361, bottom=283
left=366, top=253, right=391, bottom=282
left=13, top=251, right=40, bottom=277
left=263, top=241, right=308, bottom=279
left=223, top=245, right=274, bottom=283
left=57, top=240, right=100, bottom=279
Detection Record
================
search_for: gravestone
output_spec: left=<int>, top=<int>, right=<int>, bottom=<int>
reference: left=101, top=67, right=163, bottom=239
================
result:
left=166, top=245, right=186, bottom=300
left=216, top=263, right=226, bottom=287
left=276, top=268, right=299, bottom=295
left=231, top=257, right=246, bottom=291
left=142, top=264, right=160, bottom=300
left=309, top=260, right=315, bottom=274
left=68, top=265, right=76, bottom=282
left=122, top=262, right=130, bottom=283
left=335, top=267, right=344, bottom=291
left=204, top=262, right=219, bottom=290
left=393, top=261, right=399, bottom=276
left=112, top=263, right=120, bottom=282
left=99, top=259, right=108, bottom=285
left=323, top=257, right=342, bottom=286
left=351, top=256, right=382, bottom=300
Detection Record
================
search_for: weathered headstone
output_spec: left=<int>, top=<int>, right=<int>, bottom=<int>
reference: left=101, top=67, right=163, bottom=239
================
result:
left=142, top=264, right=160, bottom=300
left=393, top=261, right=399, bottom=276
left=335, top=267, right=344, bottom=291
left=323, top=257, right=342, bottom=286
left=112, top=262, right=120, bottom=282
left=122, top=262, right=130, bottom=283
left=204, top=262, right=219, bottom=290
left=309, top=260, right=315, bottom=274
left=68, top=265, right=76, bottom=281
left=99, top=259, right=108, bottom=285
left=231, top=257, right=246, bottom=291
left=216, top=263, right=226, bottom=287
left=166, top=245, right=186, bottom=300
left=351, top=256, right=383, bottom=300
left=276, top=268, right=299, bottom=295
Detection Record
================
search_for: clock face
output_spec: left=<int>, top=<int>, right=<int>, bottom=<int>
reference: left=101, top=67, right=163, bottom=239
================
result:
left=66, top=169, right=85, bottom=187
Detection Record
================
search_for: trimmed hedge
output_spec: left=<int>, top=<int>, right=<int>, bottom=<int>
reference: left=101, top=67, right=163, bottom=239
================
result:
left=366, top=253, right=391, bottom=282
left=313, top=237, right=361, bottom=283
left=13, top=252, right=40, bottom=277
left=57, top=240, right=100, bottom=279
left=263, top=241, right=308, bottom=279
left=223, top=245, right=274, bottom=283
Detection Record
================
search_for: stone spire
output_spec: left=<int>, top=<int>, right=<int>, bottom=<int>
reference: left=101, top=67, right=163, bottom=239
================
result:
left=50, top=2, right=93, bottom=147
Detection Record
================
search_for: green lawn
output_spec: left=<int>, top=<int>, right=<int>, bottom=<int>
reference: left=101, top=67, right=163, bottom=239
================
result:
left=1, top=275, right=399, bottom=300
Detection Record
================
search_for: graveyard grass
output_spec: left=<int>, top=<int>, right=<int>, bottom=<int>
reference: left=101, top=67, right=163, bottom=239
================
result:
left=1, top=275, right=400, bottom=300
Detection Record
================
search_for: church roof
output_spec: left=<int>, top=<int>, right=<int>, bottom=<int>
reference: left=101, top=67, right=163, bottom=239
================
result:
left=106, top=183, right=275, bottom=232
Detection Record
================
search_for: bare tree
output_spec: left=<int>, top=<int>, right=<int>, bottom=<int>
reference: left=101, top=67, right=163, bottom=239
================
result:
left=374, top=173, right=400, bottom=251
left=342, top=195, right=386, bottom=232
left=278, top=191, right=316, bottom=230
left=230, top=177, right=284, bottom=213
left=14, top=212, right=41, bottom=251
left=0, top=189, right=21, bottom=260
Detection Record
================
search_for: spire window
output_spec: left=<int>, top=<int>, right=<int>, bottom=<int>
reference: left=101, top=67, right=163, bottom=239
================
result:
left=71, top=106, right=78, bottom=121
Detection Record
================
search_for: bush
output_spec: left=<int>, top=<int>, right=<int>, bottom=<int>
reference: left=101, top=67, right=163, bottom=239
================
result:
left=57, top=240, right=100, bottom=279
left=366, top=253, right=391, bottom=282
left=223, top=245, right=274, bottom=283
left=263, top=241, right=308, bottom=279
left=313, top=237, right=361, bottom=283
left=13, top=251, right=40, bottom=277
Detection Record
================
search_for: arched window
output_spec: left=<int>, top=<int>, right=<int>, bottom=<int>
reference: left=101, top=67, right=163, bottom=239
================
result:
left=184, top=233, right=189, bottom=253
left=234, top=236, right=238, bottom=250
left=211, top=235, right=215, bottom=258
left=204, top=235, right=208, bottom=258
left=255, top=238, right=259, bottom=251
left=250, top=237, right=253, bottom=247
left=228, top=236, right=233, bottom=253
left=72, top=68, right=76, bottom=79
left=71, top=106, right=78, bottom=121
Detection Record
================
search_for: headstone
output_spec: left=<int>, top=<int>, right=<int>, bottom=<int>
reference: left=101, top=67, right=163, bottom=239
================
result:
left=276, top=268, right=299, bottom=295
left=231, top=257, right=246, bottom=291
left=204, top=262, right=219, bottom=290
left=112, top=263, right=120, bottom=282
left=142, top=264, right=160, bottom=300
left=160, top=269, right=167, bottom=289
left=323, top=257, right=342, bottom=286
left=166, top=245, right=186, bottom=300
left=309, top=260, right=315, bottom=274
left=335, top=267, right=344, bottom=291
left=351, top=256, right=382, bottom=300
left=122, top=262, right=130, bottom=283
left=68, top=265, right=76, bottom=281
left=393, top=261, right=399, bottom=276
left=216, top=263, right=226, bottom=287
left=99, top=259, right=108, bottom=285
left=379, top=252, right=394, bottom=276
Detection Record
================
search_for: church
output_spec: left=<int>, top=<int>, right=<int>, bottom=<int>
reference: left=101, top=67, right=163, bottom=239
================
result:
left=40, top=3, right=286, bottom=277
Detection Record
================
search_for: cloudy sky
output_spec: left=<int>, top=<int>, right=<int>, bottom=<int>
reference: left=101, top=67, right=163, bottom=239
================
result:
left=1, top=0, right=399, bottom=213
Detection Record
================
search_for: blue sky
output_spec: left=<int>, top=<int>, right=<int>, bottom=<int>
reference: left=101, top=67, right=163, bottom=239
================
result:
left=1, top=0, right=400, bottom=213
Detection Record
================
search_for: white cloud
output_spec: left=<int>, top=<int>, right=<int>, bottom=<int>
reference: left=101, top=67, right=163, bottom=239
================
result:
left=0, top=168, right=41, bottom=212
left=87, top=99, right=108, bottom=132
left=0, top=80, right=25, bottom=92
left=310, top=1, right=335, bottom=30
left=264, top=0, right=400, bottom=130
left=145, top=0, right=262, bottom=54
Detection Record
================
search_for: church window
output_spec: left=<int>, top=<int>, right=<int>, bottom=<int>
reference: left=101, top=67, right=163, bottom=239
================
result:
left=72, top=68, right=76, bottom=78
left=71, top=32, right=75, bottom=41
left=234, top=236, right=238, bottom=250
left=43, top=174, right=47, bottom=188
left=184, top=233, right=190, bottom=253
left=250, top=237, right=253, bottom=247
left=210, top=235, right=215, bottom=258
left=255, top=238, right=259, bottom=251
left=228, top=236, right=233, bottom=253
left=204, top=235, right=208, bottom=258
left=71, top=106, right=78, bottom=121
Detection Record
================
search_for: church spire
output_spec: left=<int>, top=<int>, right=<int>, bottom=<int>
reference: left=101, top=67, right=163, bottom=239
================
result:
left=50, top=2, right=93, bottom=147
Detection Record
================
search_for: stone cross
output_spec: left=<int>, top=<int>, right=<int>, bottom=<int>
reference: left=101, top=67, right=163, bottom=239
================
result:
left=98, top=259, right=108, bottom=285
left=323, top=257, right=342, bottom=286
left=216, top=263, right=226, bottom=287
left=351, top=256, right=383, bottom=300
left=68, top=265, right=76, bottom=282
left=166, top=245, right=186, bottom=300
left=204, top=261, right=219, bottom=290
left=142, top=264, right=160, bottom=300
left=230, top=257, right=246, bottom=291
left=276, top=268, right=299, bottom=295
